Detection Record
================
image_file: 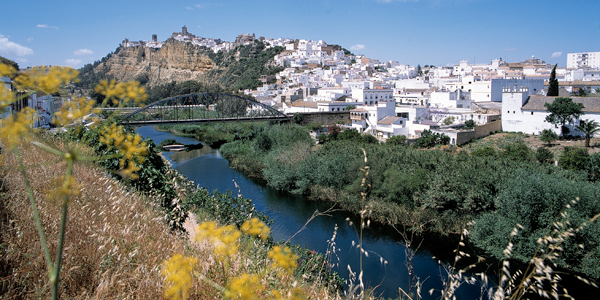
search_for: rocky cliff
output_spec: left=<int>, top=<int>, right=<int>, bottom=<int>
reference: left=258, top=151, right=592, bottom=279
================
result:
left=94, top=39, right=216, bottom=87
left=78, top=38, right=285, bottom=97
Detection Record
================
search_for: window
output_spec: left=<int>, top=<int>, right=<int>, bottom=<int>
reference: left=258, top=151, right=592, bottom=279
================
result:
left=531, top=112, right=534, bottom=115
left=513, top=111, right=515, bottom=114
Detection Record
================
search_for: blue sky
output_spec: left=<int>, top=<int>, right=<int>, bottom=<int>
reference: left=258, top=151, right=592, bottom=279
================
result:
left=1, top=0, right=598, bottom=69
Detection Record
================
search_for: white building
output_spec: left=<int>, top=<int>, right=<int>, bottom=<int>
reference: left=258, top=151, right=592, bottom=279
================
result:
left=429, top=89, right=472, bottom=109
left=352, top=88, right=394, bottom=105
left=501, top=87, right=600, bottom=135
left=567, top=52, right=600, bottom=69
left=445, top=78, right=544, bottom=102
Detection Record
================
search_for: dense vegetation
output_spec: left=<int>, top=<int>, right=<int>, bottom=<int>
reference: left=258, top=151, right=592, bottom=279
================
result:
left=162, top=122, right=600, bottom=279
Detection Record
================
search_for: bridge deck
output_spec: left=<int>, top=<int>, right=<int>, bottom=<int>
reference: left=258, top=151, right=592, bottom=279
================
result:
left=122, top=115, right=290, bottom=126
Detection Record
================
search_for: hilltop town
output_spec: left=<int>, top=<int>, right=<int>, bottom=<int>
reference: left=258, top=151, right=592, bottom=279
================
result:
left=4, top=26, right=600, bottom=144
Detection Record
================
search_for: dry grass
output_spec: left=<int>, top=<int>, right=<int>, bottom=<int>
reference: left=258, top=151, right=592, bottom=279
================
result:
left=0, top=139, right=201, bottom=299
left=0, top=138, right=339, bottom=299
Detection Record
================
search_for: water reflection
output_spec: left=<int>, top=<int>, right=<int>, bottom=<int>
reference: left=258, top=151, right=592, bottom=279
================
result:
left=136, top=126, right=481, bottom=299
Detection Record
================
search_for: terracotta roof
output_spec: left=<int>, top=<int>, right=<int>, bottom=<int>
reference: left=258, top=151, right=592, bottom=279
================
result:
left=350, top=108, right=368, bottom=112
left=377, top=116, right=402, bottom=125
left=522, top=96, right=600, bottom=112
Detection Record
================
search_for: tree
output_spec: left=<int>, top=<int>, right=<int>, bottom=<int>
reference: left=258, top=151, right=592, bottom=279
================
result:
left=539, top=129, right=558, bottom=146
left=464, top=119, right=476, bottom=129
left=576, top=119, right=600, bottom=147
left=344, top=105, right=356, bottom=111
left=500, top=140, right=532, bottom=162
left=442, top=116, right=455, bottom=125
left=386, top=135, right=407, bottom=145
left=558, top=146, right=589, bottom=171
left=544, top=97, right=584, bottom=138
left=535, top=147, right=554, bottom=164
left=417, top=64, right=422, bottom=76
left=548, top=64, right=559, bottom=96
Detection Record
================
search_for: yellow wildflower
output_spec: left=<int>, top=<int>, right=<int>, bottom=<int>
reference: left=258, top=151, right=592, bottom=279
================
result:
left=0, top=63, right=16, bottom=77
left=270, top=287, right=305, bottom=300
left=224, top=273, right=261, bottom=300
left=94, top=79, right=147, bottom=106
left=268, top=246, right=298, bottom=274
left=0, top=107, right=36, bottom=147
left=195, top=221, right=242, bottom=259
left=46, top=175, right=81, bottom=205
left=241, top=218, right=270, bottom=241
left=162, top=254, right=197, bottom=300
left=0, top=85, right=15, bottom=108
left=14, top=66, right=78, bottom=94
left=53, top=97, right=95, bottom=126
left=99, top=123, right=148, bottom=179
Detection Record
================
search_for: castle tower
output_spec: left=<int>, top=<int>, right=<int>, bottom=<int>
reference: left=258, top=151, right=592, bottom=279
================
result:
left=182, top=25, right=188, bottom=35
left=152, top=34, right=157, bottom=42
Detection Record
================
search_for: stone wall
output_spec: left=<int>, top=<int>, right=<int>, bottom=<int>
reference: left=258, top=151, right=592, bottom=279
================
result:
left=474, top=120, right=502, bottom=139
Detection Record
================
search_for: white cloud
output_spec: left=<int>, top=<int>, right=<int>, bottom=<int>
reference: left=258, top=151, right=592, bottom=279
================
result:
left=15, top=58, right=29, bottom=65
left=0, top=34, right=34, bottom=57
left=65, top=58, right=83, bottom=68
left=505, top=47, right=516, bottom=51
left=27, top=37, right=33, bottom=42
left=37, top=24, right=59, bottom=30
left=551, top=52, right=562, bottom=58
left=350, top=44, right=366, bottom=51
left=185, top=6, right=194, bottom=10
left=74, top=48, right=94, bottom=56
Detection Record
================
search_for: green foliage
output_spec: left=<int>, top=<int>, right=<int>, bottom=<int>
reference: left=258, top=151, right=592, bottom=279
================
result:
left=499, top=140, right=532, bottom=162
left=0, top=55, right=19, bottom=70
left=558, top=146, right=589, bottom=172
left=292, top=113, right=303, bottom=124
left=157, top=138, right=181, bottom=147
left=414, top=130, right=450, bottom=148
left=213, top=41, right=284, bottom=92
left=386, top=135, right=407, bottom=146
left=183, top=188, right=270, bottom=229
left=576, top=119, right=600, bottom=147
left=470, top=146, right=497, bottom=157
left=464, top=119, right=476, bottom=129
left=336, top=128, right=361, bottom=141
left=344, top=105, right=356, bottom=111
left=253, top=132, right=272, bottom=152
left=286, top=244, right=344, bottom=293
left=539, top=129, right=558, bottom=146
left=535, top=147, right=554, bottom=164
left=442, top=116, right=455, bottom=125
left=470, top=171, right=600, bottom=277
left=548, top=64, right=559, bottom=96
left=544, top=97, right=585, bottom=137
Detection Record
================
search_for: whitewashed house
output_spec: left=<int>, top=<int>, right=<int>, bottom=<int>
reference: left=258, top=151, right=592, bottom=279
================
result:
left=501, top=87, right=600, bottom=135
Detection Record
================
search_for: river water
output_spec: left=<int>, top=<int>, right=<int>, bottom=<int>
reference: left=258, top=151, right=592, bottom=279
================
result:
left=137, top=126, right=482, bottom=299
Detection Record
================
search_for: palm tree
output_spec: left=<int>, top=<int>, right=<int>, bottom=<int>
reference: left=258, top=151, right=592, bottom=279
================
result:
left=576, top=119, right=600, bottom=147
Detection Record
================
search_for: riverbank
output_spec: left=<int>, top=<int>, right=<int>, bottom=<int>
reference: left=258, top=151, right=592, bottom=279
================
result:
left=0, top=129, right=342, bottom=299
left=159, top=122, right=600, bottom=285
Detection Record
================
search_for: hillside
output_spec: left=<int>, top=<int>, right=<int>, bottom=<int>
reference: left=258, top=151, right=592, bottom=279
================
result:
left=75, top=38, right=285, bottom=100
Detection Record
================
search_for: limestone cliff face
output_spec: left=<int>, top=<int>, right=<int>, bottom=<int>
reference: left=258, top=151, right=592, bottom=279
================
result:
left=96, top=39, right=215, bottom=87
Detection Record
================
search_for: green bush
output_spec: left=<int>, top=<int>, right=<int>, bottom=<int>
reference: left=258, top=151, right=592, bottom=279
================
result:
left=535, top=147, right=554, bottom=164
left=386, top=135, right=407, bottom=145
left=500, top=140, right=532, bottom=162
left=559, top=146, right=589, bottom=172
